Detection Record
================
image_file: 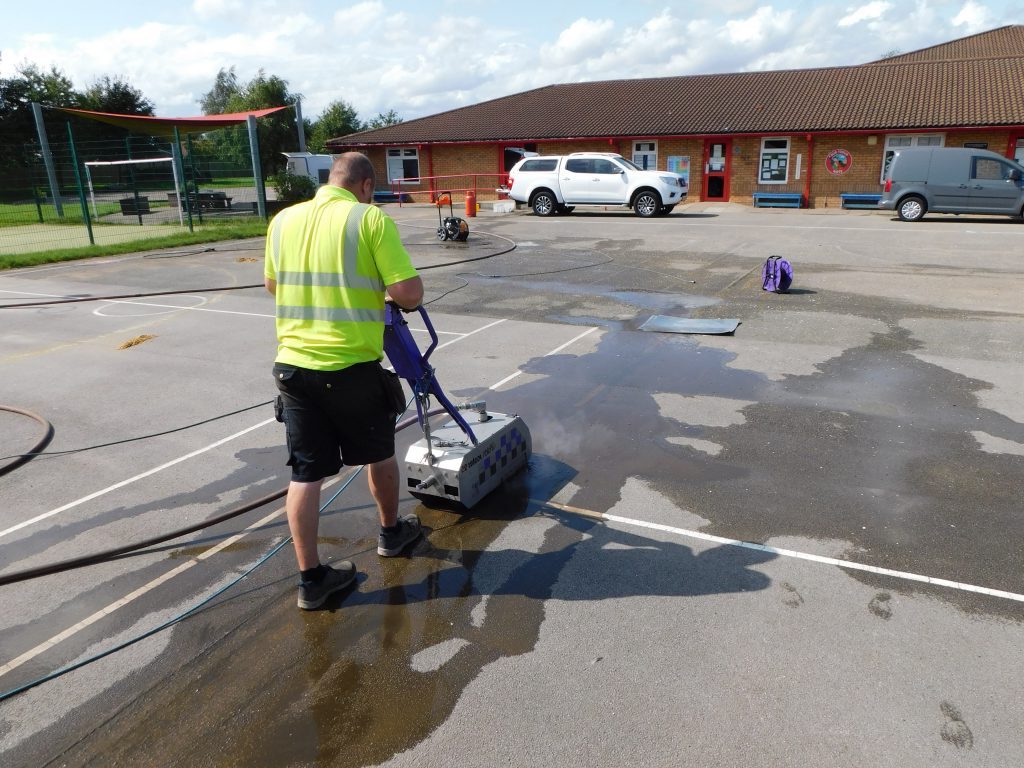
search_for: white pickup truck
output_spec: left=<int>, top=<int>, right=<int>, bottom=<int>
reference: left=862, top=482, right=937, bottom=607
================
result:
left=506, top=152, right=688, bottom=217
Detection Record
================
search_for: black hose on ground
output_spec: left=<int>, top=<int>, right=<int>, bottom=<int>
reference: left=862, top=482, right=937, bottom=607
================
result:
left=0, top=409, right=445, bottom=587
left=0, top=406, right=54, bottom=478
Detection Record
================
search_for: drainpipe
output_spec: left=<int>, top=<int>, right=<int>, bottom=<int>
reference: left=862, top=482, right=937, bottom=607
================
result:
left=804, top=134, right=813, bottom=207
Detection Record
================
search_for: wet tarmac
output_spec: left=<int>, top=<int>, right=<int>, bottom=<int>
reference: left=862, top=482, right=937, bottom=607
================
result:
left=2, top=205, right=1023, bottom=766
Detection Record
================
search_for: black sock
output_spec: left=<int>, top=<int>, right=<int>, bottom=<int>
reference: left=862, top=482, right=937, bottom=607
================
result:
left=301, top=563, right=327, bottom=583
left=381, top=523, right=400, bottom=534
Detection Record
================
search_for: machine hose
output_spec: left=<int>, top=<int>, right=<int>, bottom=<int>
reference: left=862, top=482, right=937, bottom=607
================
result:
left=0, top=408, right=445, bottom=587
left=0, top=406, right=54, bottom=478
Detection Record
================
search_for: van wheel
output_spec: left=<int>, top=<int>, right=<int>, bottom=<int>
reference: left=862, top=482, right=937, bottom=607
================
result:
left=634, top=190, right=661, bottom=217
left=897, top=195, right=926, bottom=222
left=531, top=190, right=557, bottom=216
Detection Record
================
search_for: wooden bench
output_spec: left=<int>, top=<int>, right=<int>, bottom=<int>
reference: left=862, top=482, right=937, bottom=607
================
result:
left=753, top=192, right=803, bottom=208
left=167, top=191, right=233, bottom=210
left=840, top=193, right=882, bottom=209
left=119, top=196, right=151, bottom=215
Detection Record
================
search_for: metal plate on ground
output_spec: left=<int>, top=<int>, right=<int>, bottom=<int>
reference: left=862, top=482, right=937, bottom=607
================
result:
left=639, top=315, right=741, bottom=335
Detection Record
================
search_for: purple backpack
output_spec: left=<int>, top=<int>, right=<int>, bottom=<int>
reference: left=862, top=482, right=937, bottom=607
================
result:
left=761, top=255, right=793, bottom=293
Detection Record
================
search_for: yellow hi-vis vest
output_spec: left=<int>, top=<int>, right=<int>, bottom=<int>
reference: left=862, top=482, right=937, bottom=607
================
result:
left=265, top=186, right=418, bottom=370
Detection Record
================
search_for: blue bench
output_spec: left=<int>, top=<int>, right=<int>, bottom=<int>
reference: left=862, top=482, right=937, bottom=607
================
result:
left=753, top=192, right=803, bottom=208
left=840, top=193, right=882, bottom=209
left=373, top=191, right=412, bottom=203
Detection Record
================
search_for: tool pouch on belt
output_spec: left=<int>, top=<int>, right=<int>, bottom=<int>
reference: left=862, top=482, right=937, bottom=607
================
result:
left=381, top=368, right=407, bottom=416
left=274, top=395, right=285, bottom=422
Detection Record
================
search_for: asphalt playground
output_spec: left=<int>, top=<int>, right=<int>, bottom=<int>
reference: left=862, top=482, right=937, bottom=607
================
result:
left=1, top=201, right=1022, bottom=766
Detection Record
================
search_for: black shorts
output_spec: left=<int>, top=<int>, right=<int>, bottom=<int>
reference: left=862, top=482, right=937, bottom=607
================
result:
left=273, top=361, right=404, bottom=482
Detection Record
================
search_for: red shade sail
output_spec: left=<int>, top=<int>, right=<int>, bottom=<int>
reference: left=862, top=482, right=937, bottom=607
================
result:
left=55, top=106, right=291, bottom=137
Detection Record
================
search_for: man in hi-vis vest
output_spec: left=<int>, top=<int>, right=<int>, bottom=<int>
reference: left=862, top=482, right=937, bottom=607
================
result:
left=265, top=152, right=424, bottom=610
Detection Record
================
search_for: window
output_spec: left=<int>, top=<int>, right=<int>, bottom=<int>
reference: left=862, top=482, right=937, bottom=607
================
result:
left=565, top=158, right=593, bottom=174
left=633, top=141, right=657, bottom=170
left=759, top=138, right=790, bottom=184
left=1015, top=139, right=1024, bottom=164
left=881, top=133, right=944, bottom=181
left=972, top=157, right=1016, bottom=181
left=520, top=158, right=558, bottom=172
left=386, top=148, right=419, bottom=184
left=592, top=158, right=621, bottom=174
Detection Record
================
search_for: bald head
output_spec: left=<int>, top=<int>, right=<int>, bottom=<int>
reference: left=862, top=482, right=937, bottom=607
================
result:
left=329, top=152, right=376, bottom=194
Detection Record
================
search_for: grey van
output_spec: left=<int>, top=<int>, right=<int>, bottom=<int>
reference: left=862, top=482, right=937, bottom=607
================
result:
left=878, top=147, right=1024, bottom=221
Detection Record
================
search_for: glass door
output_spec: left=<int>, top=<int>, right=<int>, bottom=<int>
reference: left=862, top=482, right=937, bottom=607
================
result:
left=703, top=140, right=731, bottom=201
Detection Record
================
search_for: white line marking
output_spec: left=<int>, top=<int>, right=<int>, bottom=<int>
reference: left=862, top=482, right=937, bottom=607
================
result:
left=593, top=512, right=1024, bottom=606
left=0, top=318, right=516, bottom=676
left=0, top=288, right=75, bottom=299
left=0, top=487, right=307, bottom=678
left=0, top=420, right=275, bottom=541
left=93, top=296, right=209, bottom=318
left=489, top=326, right=599, bottom=390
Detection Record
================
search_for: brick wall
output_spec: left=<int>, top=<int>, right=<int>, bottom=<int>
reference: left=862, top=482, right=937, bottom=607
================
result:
left=353, top=129, right=1021, bottom=208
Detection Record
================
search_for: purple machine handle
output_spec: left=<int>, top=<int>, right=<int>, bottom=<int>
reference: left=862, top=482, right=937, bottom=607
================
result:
left=383, top=303, right=478, bottom=444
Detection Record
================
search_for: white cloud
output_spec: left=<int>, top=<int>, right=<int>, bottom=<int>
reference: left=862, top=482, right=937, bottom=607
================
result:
left=837, top=1, right=892, bottom=27
left=333, top=1, right=386, bottom=34
left=952, top=0, right=993, bottom=32
left=725, top=6, right=794, bottom=45
left=192, top=0, right=245, bottom=21
left=542, top=17, right=616, bottom=66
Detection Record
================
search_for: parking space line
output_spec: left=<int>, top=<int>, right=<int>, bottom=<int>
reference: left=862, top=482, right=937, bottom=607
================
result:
left=540, top=501, right=1024, bottom=603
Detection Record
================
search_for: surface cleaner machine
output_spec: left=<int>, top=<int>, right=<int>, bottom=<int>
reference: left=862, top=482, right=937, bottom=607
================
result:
left=384, top=304, right=530, bottom=508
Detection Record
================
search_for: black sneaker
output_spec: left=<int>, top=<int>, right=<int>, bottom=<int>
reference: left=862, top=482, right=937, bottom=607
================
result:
left=377, top=514, right=423, bottom=557
left=297, top=561, right=356, bottom=610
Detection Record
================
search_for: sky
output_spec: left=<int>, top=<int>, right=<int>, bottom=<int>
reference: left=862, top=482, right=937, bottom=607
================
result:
left=1, top=1, right=1021, bottom=124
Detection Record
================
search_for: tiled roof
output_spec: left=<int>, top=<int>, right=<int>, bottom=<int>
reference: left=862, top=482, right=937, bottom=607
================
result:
left=871, top=24, right=1024, bottom=63
left=329, top=27, right=1024, bottom=147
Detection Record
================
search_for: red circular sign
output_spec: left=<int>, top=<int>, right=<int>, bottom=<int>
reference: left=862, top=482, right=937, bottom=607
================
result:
left=826, top=149, right=852, bottom=175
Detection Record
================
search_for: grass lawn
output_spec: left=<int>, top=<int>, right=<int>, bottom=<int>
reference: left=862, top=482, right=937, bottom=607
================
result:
left=0, top=219, right=268, bottom=270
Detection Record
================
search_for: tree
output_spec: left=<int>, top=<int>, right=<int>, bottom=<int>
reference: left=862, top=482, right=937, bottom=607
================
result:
left=78, top=76, right=155, bottom=115
left=308, top=98, right=362, bottom=152
left=365, top=109, right=403, bottom=130
left=200, top=67, right=239, bottom=115
left=0, top=62, right=78, bottom=176
left=198, top=68, right=301, bottom=175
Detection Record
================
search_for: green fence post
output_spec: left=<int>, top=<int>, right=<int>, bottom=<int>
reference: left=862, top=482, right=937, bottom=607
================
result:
left=32, top=186, right=44, bottom=223
left=172, top=127, right=194, bottom=233
left=66, top=121, right=94, bottom=246
left=125, top=137, right=143, bottom=226
left=186, top=133, right=203, bottom=225
left=247, top=116, right=267, bottom=220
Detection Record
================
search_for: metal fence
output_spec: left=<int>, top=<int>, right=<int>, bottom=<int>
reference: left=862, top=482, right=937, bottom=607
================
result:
left=0, top=123, right=269, bottom=258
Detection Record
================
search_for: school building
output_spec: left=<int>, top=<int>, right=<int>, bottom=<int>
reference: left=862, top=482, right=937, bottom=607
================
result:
left=326, top=26, right=1024, bottom=209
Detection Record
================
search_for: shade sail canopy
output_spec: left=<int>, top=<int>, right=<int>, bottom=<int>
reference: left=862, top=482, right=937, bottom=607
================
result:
left=55, top=106, right=291, bottom=137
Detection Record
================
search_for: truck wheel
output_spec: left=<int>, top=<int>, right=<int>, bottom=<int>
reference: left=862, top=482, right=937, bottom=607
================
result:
left=659, top=205, right=676, bottom=216
left=633, top=190, right=661, bottom=217
left=556, top=204, right=575, bottom=214
left=531, top=190, right=557, bottom=216
left=897, top=195, right=926, bottom=222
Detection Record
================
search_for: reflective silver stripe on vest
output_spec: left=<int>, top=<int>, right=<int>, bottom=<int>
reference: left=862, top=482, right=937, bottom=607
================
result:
left=276, top=305, right=385, bottom=323
left=342, top=203, right=384, bottom=291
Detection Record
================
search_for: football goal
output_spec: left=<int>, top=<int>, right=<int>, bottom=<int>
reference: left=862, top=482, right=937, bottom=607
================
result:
left=83, top=157, right=184, bottom=225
